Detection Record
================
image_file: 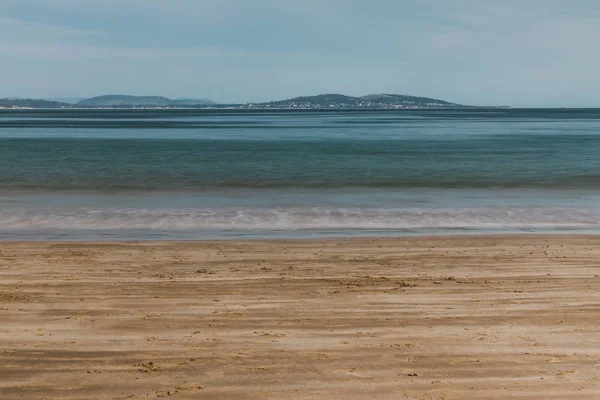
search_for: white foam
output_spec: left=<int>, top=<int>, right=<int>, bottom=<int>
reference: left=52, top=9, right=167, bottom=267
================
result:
left=3, top=206, right=600, bottom=231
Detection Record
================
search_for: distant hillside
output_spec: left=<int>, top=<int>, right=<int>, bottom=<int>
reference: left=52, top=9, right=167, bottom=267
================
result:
left=42, top=97, right=85, bottom=104
left=258, top=94, right=360, bottom=108
left=254, top=93, right=460, bottom=109
left=77, top=95, right=214, bottom=106
left=360, top=93, right=456, bottom=107
left=1, top=93, right=461, bottom=109
left=0, top=98, right=70, bottom=108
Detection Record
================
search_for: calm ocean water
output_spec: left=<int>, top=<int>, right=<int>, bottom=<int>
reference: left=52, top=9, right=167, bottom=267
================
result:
left=1, top=108, right=600, bottom=240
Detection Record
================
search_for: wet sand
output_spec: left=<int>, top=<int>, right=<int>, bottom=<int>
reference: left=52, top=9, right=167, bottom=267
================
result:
left=1, top=235, right=600, bottom=399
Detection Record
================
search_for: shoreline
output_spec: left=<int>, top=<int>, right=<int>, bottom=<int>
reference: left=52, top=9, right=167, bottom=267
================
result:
left=2, top=234, right=600, bottom=399
left=0, top=227, right=600, bottom=246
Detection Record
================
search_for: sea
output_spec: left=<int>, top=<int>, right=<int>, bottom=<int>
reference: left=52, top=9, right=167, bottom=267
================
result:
left=1, top=108, right=600, bottom=240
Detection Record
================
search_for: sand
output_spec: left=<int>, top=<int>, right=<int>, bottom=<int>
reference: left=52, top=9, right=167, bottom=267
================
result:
left=1, top=235, right=600, bottom=399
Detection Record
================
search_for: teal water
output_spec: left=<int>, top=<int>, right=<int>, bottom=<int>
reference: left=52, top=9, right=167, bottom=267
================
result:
left=1, top=108, right=600, bottom=239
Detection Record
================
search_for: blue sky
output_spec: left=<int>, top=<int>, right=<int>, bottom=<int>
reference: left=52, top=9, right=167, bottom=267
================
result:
left=1, top=0, right=599, bottom=106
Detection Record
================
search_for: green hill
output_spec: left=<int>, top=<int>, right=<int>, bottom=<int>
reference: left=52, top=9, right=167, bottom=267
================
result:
left=77, top=95, right=214, bottom=106
left=254, top=93, right=460, bottom=108
left=360, top=93, right=456, bottom=107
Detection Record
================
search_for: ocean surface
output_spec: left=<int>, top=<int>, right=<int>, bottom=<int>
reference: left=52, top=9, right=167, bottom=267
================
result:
left=1, top=108, right=600, bottom=240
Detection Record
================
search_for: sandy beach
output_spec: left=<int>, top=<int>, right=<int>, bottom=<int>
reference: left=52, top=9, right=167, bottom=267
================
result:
left=1, top=235, right=600, bottom=399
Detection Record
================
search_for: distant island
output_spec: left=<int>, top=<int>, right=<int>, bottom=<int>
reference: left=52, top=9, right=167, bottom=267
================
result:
left=0, top=93, right=462, bottom=109
left=77, top=95, right=215, bottom=107
left=247, top=93, right=459, bottom=109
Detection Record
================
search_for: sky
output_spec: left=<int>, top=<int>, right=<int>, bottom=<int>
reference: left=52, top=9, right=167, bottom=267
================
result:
left=1, top=0, right=599, bottom=107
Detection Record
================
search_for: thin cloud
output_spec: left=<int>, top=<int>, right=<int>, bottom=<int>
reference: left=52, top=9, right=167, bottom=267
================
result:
left=0, top=17, right=101, bottom=37
left=0, top=40, right=338, bottom=62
